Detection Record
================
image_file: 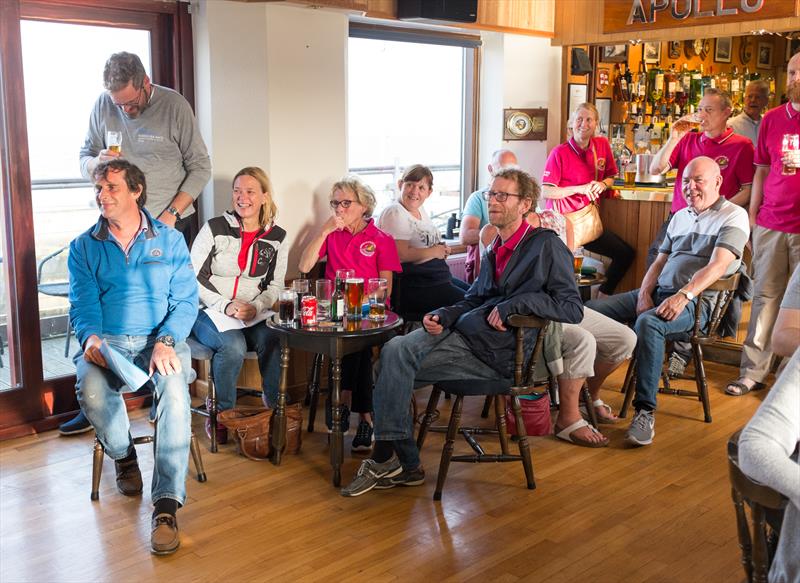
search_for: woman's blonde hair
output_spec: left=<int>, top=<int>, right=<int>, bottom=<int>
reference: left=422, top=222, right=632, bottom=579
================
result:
left=330, top=175, right=377, bottom=218
left=233, top=166, right=277, bottom=228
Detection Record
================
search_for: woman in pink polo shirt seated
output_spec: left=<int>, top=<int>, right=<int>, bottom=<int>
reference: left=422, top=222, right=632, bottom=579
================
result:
left=299, top=175, right=401, bottom=452
left=377, top=164, right=468, bottom=318
left=541, top=102, right=634, bottom=296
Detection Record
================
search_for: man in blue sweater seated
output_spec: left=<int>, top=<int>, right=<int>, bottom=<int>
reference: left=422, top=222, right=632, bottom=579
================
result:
left=341, top=167, right=584, bottom=497
left=69, top=159, right=198, bottom=555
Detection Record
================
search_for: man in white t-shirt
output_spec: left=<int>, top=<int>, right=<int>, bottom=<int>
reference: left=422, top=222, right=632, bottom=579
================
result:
left=727, top=80, right=770, bottom=146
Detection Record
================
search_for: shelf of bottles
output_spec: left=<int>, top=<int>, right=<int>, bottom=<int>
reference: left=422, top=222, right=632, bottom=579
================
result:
left=606, top=58, right=776, bottom=180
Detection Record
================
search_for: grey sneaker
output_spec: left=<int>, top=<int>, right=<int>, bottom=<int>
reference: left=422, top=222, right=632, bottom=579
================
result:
left=626, top=409, right=655, bottom=446
left=340, top=454, right=402, bottom=497
left=374, top=466, right=425, bottom=489
left=667, top=352, right=688, bottom=378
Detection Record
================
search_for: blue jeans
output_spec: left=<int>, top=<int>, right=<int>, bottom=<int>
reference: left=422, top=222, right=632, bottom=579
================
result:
left=374, top=328, right=505, bottom=469
left=190, top=310, right=281, bottom=410
left=587, top=289, right=710, bottom=412
left=75, top=335, right=191, bottom=506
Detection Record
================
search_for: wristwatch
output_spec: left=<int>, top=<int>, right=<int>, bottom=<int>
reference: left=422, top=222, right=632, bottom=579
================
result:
left=678, top=289, right=695, bottom=301
left=166, top=206, right=180, bottom=218
left=156, top=334, right=176, bottom=347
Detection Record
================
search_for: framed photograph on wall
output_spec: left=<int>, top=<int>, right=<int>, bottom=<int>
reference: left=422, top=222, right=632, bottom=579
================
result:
left=714, top=37, right=732, bottom=63
left=600, top=44, right=628, bottom=63
left=595, top=98, right=611, bottom=137
left=643, top=41, right=661, bottom=64
left=567, top=84, right=588, bottom=118
left=787, top=38, right=800, bottom=61
left=757, top=42, right=773, bottom=68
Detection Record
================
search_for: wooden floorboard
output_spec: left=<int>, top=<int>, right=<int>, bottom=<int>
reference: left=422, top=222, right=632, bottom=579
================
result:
left=0, top=360, right=765, bottom=583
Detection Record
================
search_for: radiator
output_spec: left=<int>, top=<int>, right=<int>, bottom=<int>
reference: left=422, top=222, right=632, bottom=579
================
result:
left=446, top=252, right=468, bottom=281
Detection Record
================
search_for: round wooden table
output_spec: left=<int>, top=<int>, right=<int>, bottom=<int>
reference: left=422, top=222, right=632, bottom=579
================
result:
left=267, top=312, right=403, bottom=486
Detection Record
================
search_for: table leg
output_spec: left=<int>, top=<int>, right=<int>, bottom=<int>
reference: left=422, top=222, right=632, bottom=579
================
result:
left=330, top=356, right=342, bottom=487
left=271, top=343, right=290, bottom=465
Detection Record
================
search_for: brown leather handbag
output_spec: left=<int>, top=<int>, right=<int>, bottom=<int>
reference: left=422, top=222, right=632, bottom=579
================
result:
left=559, top=141, right=604, bottom=247
left=218, top=403, right=303, bottom=460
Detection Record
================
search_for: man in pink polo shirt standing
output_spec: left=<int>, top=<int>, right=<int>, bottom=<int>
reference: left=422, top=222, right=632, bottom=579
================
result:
left=727, top=53, right=800, bottom=397
left=647, top=88, right=755, bottom=266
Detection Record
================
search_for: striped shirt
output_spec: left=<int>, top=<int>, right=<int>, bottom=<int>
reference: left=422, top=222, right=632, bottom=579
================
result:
left=657, top=197, right=750, bottom=291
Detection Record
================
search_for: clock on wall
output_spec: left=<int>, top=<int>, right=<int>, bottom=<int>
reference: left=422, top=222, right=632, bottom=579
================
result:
left=685, top=39, right=709, bottom=59
left=503, top=108, right=548, bottom=141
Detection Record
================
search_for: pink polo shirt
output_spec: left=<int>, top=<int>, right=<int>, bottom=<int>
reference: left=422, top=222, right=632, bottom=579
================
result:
left=542, top=136, right=618, bottom=214
left=319, top=218, right=402, bottom=281
left=492, top=221, right=531, bottom=283
left=754, top=102, right=800, bottom=234
left=668, top=127, right=754, bottom=212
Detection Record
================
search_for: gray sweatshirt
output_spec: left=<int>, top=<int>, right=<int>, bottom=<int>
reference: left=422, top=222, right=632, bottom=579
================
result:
left=739, top=348, right=800, bottom=583
left=79, top=85, right=211, bottom=219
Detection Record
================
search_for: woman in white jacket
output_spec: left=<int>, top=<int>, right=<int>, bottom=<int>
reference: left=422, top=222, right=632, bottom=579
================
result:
left=190, top=167, right=288, bottom=443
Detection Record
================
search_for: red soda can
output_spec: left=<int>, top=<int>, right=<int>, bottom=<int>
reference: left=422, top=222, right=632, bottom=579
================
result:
left=301, top=295, right=317, bottom=326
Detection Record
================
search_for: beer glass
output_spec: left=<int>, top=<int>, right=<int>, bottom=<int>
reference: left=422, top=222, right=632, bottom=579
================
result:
left=345, top=277, right=364, bottom=320
left=292, top=278, right=309, bottom=321
left=367, top=277, right=388, bottom=322
left=624, top=163, right=636, bottom=186
left=278, top=288, right=295, bottom=325
left=315, top=279, right=333, bottom=321
left=106, top=130, right=122, bottom=154
left=573, top=247, right=584, bottom=282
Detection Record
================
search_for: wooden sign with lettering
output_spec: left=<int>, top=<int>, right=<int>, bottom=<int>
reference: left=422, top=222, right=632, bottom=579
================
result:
left=603, top=0, right=798, bottom=34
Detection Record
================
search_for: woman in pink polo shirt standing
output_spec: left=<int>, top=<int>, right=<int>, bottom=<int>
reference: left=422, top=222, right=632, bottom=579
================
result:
left=299, top=175, right=401, bottom=452
left=541, top=102, right=634, bottom=296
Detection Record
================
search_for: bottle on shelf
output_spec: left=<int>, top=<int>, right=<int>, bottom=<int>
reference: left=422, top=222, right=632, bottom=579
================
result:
left=730, top=65, right=742, bottom=110
left=648, top=63, right=664, bottom=104
left=690, top=66, right=703, bottom=108
left=701, top=64, right=713, bottom=96
left=718, top=68, right=729, bottom=94
left=664, top=64, right=677, bottom=104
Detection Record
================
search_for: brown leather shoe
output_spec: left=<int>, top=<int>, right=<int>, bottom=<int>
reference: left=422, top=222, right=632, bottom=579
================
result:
left=114, top=453, right=143, bottom=496
left=150, top=513, right=180, bottom=555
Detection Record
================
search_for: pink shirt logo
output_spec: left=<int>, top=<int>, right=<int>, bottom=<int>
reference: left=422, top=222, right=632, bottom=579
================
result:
left=360, top=241, right=376, bottom=257
left=596, top=157, right=606, bottom=170
left=715, top=155, right=730, bottom=170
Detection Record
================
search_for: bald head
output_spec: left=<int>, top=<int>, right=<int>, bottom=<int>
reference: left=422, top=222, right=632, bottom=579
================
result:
left=489, top=149, right=517, bottom=174
left=788, top=52, right=800, bottom=104
left=682, top=156, right=722, bottom=212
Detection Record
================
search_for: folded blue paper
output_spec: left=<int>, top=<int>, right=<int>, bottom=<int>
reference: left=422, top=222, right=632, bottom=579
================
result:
left=99, top=340, right=151, bottom=390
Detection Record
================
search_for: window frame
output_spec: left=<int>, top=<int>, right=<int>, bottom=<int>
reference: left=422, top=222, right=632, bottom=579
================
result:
left=0, top=0, right=193, bottom=438
left=347, top=23, right=481, bottom=210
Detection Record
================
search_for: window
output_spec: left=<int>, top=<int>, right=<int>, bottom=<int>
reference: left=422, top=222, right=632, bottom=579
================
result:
left=347, top=26, right=479, bottom=229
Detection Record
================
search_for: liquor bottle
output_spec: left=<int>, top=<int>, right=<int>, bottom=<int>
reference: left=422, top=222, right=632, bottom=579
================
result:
left=637, top=60, right=647, bottom=103
left=664, top=64, right=677, bottom=104
left=718, top=68, right=729, bottom=94
left=649, top=64, right=664, bottom=104
left=730, top=65, right=742, bottom=109
left=690, top=67, right=703, bottom=108
left=701, top=64, right=713, bottom=96
left=330, top=277, right=345, bottom=323
left=613, top=63, right=625, bottom=101
left=710, top=66, right=718, bottom=90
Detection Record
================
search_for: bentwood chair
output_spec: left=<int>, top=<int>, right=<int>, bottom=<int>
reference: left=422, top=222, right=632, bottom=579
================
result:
left=727, top=430, right=787, bottom=583
left=416, top=315, right=550, bottom=500
left=619, top=272, right=741, bottom=423
left=91, top=430, right=206, bottom=501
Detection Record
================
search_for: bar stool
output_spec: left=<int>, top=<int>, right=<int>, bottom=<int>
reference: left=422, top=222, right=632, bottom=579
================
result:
left=187, top=337, right=261, bottom=452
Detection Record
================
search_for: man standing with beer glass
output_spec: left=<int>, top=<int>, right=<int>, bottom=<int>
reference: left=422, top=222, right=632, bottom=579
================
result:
left=299, top=175, right=401, bottom=452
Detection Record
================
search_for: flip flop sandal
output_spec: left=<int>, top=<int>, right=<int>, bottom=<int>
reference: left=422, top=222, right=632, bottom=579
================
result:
left=581, top=399, right=619, bottom=424
left=555, top=419, right=609, bottom=448
left=725, top=380, right=767, bottom=397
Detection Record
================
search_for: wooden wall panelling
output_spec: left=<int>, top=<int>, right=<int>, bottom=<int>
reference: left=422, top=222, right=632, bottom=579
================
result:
left=553, top=0, right=800, bottom=46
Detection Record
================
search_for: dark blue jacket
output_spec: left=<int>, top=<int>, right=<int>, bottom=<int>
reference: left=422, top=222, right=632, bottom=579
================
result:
left=431, top=227, right=583, bottom=378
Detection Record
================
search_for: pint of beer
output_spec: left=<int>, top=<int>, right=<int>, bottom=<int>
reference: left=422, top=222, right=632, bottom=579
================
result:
left=367, top=277, right=388, bottom=322
left=106, top=130, right=122, bottom=154
left=345, top=278, right=364, bottom=319
left=573, top=247, right=584, bottom=281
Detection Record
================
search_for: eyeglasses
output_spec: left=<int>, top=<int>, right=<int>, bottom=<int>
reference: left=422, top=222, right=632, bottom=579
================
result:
left=330, top=200, right=356, bottom=209
left=112, top=86, right=145, bottom=110
left=482, top=190, right=521, bottom=202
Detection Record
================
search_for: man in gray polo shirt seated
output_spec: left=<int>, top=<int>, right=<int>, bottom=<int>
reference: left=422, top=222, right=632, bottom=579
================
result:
left=587, top=156, right=750, bottom=446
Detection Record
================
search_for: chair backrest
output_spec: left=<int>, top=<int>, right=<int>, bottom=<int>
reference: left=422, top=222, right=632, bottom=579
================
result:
left=727, top=429, right=788, bottom=583
left=693, top=271, right=740, bottom=340
left=37, top=245, right=69, bottom=285
left=506, top=314, right=549, bottom=388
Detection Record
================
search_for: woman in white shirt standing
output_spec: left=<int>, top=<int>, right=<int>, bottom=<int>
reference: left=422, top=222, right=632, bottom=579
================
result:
left=377, top=164, right=468, bottom=317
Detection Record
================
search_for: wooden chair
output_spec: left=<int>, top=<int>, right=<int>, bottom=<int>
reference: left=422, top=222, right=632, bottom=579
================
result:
left=727, top=429, right=787, bottom=583
left=91, top=431, right=206, bottom=501
left=416, top=315, right=550, bottom=500
left=619, top=272, right=741, bottom=423
left=187, top=337, right=260, bottom=452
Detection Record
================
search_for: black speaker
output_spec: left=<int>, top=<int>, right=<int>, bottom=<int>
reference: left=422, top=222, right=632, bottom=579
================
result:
left=397, top=0, right=478, bottom=23
left=571, top=48, right=593, bottom=76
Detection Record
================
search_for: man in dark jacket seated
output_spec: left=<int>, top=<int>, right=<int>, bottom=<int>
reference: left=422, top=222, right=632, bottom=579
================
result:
left=341, top=167, right=584, bottom=497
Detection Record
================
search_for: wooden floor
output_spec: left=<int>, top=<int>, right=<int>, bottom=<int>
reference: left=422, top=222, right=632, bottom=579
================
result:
left=0, top=361, right=766, bottom=583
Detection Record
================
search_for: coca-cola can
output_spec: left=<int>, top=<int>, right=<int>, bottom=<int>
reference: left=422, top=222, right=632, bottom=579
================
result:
left=301, top=295, right=317, bottom=326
